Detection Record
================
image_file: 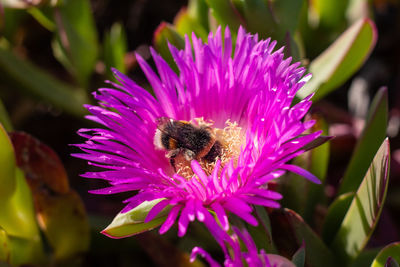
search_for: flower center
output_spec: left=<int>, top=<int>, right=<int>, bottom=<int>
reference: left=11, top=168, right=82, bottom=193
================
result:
left=174, top=118, right=244, bottom=179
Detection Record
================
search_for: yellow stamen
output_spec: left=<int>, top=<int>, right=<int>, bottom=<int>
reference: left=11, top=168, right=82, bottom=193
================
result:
left=175, top=118, right=244, bottom=179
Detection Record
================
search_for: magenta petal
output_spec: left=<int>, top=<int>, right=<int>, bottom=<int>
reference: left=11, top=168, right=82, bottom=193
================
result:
left=145, top=199, right=170, bottom=223
left=159, top=205, right=181, bottom=234
left=211, top=202, right=229, bottom=231
left=281, top=164, right=321, bottom=184
left=190, top=247, right=221, bottom=267
left=178, top=202, right=194, bottom=237
left=73, top=26, right=326, bottom=241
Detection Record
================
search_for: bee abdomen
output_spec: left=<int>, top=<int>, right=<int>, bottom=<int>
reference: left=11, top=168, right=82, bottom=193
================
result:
left=203, top=141, right=222, bottom=162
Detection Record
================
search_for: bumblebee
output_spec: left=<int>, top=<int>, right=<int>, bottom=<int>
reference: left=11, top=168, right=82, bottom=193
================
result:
left=154, top=117, right=222, bottom=170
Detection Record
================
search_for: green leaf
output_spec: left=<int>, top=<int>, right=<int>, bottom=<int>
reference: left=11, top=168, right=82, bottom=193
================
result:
left=271, top=0, right=304, bottom=34
left=241, top=0, right=276, bottom=38
left=103, top=22, right=128, bottom=79
left=28, top=6, right=56, bottom=31
left=371, top=242, right=400, bottom=267
left=0, top=168, right=39, bottom=240
left=339, top=87, right=388, bottom=194
left=187, top=0, right=210, bottom=30
left=269, top=208, right=338, bottom=267
left=292, top=241, right=306, bottom=267
left=53, top=0, right=98, bottom=87
left=350, top=249, right=380, bottom=267
left=41, top=191, right=90, bottom=260
left=102, top=199, right=170, bottom=238
left=0, top=124, right=16, bottom=202
left=0, top=47, right=88, bottom=117
left=10, top=131, right=90, bottom=261
left=0, top=227, right=11, bottom=263
left=7, top=235, right=45, bottom=266
left=205, top=0, right=244, bottom=32
left=296, top=18, right=377, bottom=101
left=331, top=138, right=390, bottom=263
left=278, top=115, right=330, bottom=218
left=249, top=206, right=277, bottom=253
left=311, top=0, right=348, bottom=29
left=174, top=8, right=209, bottom=41
left=0, top=99, right=13, bottom=131
left=302, top=114, right=330, bottom=224
left=153, top=22, right=185, bottom=72
left=0, top=130, right=45, bottom=266
left=322, top=192, right=354, bottom=244
left=0, top=8, right=27, bottom=42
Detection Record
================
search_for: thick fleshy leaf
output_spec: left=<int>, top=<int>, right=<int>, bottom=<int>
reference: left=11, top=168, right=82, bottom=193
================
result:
left=339, top=87, right=388, bottom=194
left=0, top=130, right=44, bottom=265
left=350, top=249, right=380, bottom=267
left=205, top=0, right=243, bottom=31
left=153, top=22, right=185, bottom=72
left=10, top=132, right=90, bottom=260
left=371, top=242, right=400, bottom=267
left=296, top=18, right=377, bottom=101
left=102, top=199, right=170, bottom=239
left=240, top=0, right=275, bottom=38
left=7, top=235, right=45, bottom=266
left=269, top=208, right=337, bottom=267
left=187, top=0, right=209, bottom=31
left=0, top=47, right=88, bottom=117
left=310, top=0, right=348, bottom=29
left=28, top=6, right=56, bottom=31
left=0, top=124, right=16, bottom=202
left=52, top=0, right=98, bottom=87
left=249, top=206, right=278, bottom=253
left=279, top=115, right=330, bottom=219
left=322, top=192, right=354, bottom=245
left=331, top=138, right=390, bottom=263
left=38, top=191, right=90, bottom=260
left=292, top=241, right=306, bottom=267
left=0, top=227, right=11, bottom=263
left=103, top=22, right=128, bottom=80
left=174, top=8, right=209, bottom=41
left=1, top=8, right=27, bottom=42
left=272, top=0, right=303, bottom=34
left=302, top=114, right=330, bottom=223
left=0, top=99, right=12, bottom=131
left=0, top=168, right=40, bottom=240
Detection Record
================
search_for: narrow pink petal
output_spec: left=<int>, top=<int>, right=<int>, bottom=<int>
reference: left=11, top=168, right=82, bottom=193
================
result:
left=159, top=205, right=181, bottom=234
left=145, top=199, right=170, bottom=223
left=178, top=204, right=190, bottom=237
left=211, top=202, right=229, bottom=231
left=281, top=164, right=321, bottom=184
left=190, top=247, right=221, bottom=267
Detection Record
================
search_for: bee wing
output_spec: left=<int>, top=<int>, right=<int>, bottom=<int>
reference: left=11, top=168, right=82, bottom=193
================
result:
left=155, top=117, right=180, bottom=141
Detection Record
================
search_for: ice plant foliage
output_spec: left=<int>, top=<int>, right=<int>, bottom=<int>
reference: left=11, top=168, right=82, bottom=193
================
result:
left=73, top=26, right=321, bottom=238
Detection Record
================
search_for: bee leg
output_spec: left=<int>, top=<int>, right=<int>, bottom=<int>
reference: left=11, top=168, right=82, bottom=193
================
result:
left=169, top=158, right=177, bottom=172
left=184, top=150, right=196, bottom=161
left=166, top=149, right=180, bottom=158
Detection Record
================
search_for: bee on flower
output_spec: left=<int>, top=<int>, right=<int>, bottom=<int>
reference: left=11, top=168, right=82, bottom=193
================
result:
left=73, top=26, right=322, bottom=238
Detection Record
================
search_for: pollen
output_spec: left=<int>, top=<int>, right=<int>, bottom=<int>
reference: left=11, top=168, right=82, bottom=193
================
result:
left=175, top=118, right=244, bottom=179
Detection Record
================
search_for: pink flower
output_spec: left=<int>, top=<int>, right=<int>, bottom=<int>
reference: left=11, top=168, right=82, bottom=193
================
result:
left=73, top=26, right=321, bottom=238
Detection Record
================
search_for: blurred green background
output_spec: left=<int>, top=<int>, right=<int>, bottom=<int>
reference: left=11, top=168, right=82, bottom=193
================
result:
left=1, top=0, right=400, bottom=266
